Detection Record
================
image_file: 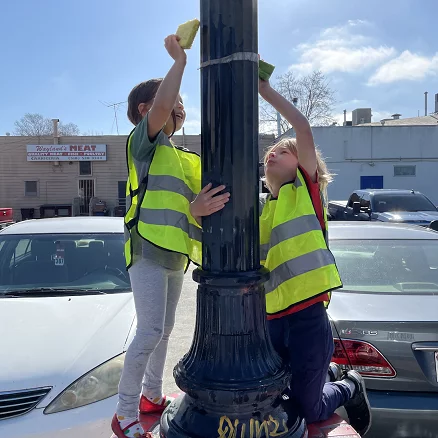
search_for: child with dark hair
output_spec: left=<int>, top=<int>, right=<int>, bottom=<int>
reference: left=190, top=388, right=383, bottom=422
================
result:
left=112, top=34, right=229, bottom=438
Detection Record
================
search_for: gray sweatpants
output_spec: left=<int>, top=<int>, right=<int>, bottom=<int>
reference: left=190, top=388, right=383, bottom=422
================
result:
left=116, top=257, right=184, bottom=417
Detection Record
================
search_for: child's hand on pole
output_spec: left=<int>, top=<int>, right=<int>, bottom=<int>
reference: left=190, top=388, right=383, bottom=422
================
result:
left=259, top=77, right=271, bottom=98
left=190, top=183, right=230, bottom=224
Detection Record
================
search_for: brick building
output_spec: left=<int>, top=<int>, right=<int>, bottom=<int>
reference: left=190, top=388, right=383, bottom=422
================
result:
left=0, top=133, right=275, bottom=221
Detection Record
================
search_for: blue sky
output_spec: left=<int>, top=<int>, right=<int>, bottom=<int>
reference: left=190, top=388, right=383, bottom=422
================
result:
left=1, top=0, right=437, bottom=136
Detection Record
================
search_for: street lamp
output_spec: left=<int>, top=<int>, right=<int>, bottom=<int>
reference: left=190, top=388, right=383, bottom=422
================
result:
left=158, top=0, right=306, bottom=436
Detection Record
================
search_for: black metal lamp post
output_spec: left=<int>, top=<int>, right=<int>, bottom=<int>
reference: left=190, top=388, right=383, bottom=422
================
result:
left=159, top=1, right=306, bottom=436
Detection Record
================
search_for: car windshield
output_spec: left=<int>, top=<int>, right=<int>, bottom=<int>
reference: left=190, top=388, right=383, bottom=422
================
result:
left=372, top=194, right=436, bottom=213
left=331, top=239, right=438, bottom=293
left=0, top=233, right=130, bottom=295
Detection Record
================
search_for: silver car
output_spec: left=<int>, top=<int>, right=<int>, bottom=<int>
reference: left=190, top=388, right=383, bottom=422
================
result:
left=328, top=222, right=438, bottom=438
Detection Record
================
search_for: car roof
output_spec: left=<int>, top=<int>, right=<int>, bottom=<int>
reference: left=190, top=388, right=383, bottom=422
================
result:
left=0, top=217, right=124, bottom=235
left=329, top=221, right=438, bottom=240
left=357, top=189, right=420, bottom=195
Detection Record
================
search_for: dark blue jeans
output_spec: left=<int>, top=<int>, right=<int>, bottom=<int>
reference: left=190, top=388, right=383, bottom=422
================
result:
left=268, top=302, right=350, bottom=424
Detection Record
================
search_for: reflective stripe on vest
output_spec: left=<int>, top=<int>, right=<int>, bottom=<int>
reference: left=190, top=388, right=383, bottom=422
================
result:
left=124, top=223, right=133, bottom=269
left=124, top=130, right=202, bottom=269
left=260, top=170, right=342, bottom=316
left=138, top=208, right=202, bottom=242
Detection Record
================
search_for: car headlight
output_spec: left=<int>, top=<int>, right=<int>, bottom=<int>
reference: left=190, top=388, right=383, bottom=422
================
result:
left=44, top=353, right=125, bottom=414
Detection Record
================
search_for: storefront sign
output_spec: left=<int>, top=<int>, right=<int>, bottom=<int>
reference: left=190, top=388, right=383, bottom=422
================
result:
left=26, top=144, right=107, bottom=161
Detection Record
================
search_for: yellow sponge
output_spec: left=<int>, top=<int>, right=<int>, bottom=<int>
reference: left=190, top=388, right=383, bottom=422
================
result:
left=176, top=19, right=200, bottom=49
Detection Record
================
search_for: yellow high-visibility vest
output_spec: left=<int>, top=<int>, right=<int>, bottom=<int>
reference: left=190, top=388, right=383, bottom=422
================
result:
left=260, top=170, right=342, bottom=316
left=124, top=130, right=202, bottom=269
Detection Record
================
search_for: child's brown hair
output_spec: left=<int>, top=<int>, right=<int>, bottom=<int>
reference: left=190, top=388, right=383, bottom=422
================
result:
left=127, top=79, right=163, bottom=126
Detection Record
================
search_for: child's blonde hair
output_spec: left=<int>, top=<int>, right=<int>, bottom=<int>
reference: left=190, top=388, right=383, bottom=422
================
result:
left=262, top=137, right=334, bottom=201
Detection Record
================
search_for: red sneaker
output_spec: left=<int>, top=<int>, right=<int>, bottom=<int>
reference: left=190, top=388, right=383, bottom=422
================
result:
left=139, top=395, right=173, bottom=415
left=111, top=414, right=151, bottom=438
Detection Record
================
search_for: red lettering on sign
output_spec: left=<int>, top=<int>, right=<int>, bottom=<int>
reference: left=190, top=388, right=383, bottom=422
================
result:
left=70, top=145, right=77, bottom=151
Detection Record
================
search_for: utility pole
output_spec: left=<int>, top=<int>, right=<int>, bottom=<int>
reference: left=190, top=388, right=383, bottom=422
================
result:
left=277, top=111, right=282, bottom=137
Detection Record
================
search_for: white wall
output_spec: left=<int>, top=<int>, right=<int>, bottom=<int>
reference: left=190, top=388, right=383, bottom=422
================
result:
left=310, top=126, right=438, bottom=204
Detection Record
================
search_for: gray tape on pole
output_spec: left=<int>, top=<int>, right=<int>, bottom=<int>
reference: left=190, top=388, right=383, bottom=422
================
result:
left=200, top=52, right=258, bottom=69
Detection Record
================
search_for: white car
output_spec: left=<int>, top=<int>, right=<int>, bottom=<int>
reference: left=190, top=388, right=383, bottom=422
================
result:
left=0, top=217, right=135, bottom=438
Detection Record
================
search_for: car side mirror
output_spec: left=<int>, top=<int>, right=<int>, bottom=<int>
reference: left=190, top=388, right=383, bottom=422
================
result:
left=429, top=220, right=438, bottom=232
left=352, top=201, right=360, bottom=215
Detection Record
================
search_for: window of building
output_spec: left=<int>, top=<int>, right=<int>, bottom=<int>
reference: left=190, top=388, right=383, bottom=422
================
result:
left=394, top=165, right=416, bottom=177
left=79, top=161, right=92, bottom=176
left=25, top=181, right=38, bottom=197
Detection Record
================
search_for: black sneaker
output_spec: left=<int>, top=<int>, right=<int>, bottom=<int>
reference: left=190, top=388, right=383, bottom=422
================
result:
left=327, top=362, right=342, bottom=382
left=342, top=370, right=372, bottom=436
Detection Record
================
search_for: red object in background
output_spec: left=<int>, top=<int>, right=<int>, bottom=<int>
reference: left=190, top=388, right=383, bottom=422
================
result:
left=307, top=414, right=361, bottom=437
left=135, top=393, right=360, bottom=438
left=0, top=208, right=13, bottom=224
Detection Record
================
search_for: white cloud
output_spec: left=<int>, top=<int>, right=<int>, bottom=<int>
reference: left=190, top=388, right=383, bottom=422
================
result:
left=371, top=110, right=393, bottom=122
left=290, top=20, right=396, bottom=74
left=368, top=50, right=438, bottom=85
left=183, top=119, right=201, bottom=134
left=333, top=112, right=351, bottom=126
left=183, top=106, right=201, bottom=134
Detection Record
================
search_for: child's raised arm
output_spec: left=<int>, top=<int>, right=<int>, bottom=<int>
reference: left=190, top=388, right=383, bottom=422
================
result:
left=259, top=79, right=317, bottom=182
left=147, top=35, right=187, bottom=139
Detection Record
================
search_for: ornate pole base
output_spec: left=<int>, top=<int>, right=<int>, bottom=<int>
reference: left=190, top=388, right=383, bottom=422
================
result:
left=160, top=393, right=306, bottom=438
left=159, top=269, right=306, bottom=438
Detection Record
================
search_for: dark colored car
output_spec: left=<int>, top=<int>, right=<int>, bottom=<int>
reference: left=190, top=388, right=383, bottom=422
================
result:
left=328, top=189, right=438, bottom=227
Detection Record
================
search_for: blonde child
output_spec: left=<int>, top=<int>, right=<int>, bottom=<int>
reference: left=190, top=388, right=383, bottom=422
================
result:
left=259, top=77, right=371, bottom=435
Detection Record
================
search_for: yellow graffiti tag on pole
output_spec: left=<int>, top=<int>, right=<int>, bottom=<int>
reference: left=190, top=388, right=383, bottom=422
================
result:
left=217, top=415, right=289, bottom=438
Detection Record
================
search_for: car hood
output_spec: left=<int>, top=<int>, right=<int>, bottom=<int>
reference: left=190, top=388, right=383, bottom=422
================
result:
left=0, top=293, right=135, bottom=401
left=376, top=211, right=438, bottom=224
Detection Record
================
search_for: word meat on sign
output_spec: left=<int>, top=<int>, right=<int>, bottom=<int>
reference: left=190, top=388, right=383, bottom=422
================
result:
left=217, top=415, right=289, bottom=438
left=26, top=144, right=107, bottom=162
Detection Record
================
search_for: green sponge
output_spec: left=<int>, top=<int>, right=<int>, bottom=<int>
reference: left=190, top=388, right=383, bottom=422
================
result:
left=176, top=19, right=200, bottom=49
left=259, top=59, right=275, bottom=81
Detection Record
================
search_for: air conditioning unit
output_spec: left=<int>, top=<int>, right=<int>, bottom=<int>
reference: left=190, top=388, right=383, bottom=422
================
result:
left=352, top=108, right=372, bottom=125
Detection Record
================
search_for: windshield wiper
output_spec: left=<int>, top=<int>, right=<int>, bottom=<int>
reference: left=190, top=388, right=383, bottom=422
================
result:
left=1, top=288, right=107, bottom=297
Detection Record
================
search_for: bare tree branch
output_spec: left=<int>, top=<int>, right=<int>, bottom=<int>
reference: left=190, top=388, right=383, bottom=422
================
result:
left=259, top=70, right=336, bottom=135
left=13, top=113, right=80, bottom=136
left=59, top=122, right=80, bottom=136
